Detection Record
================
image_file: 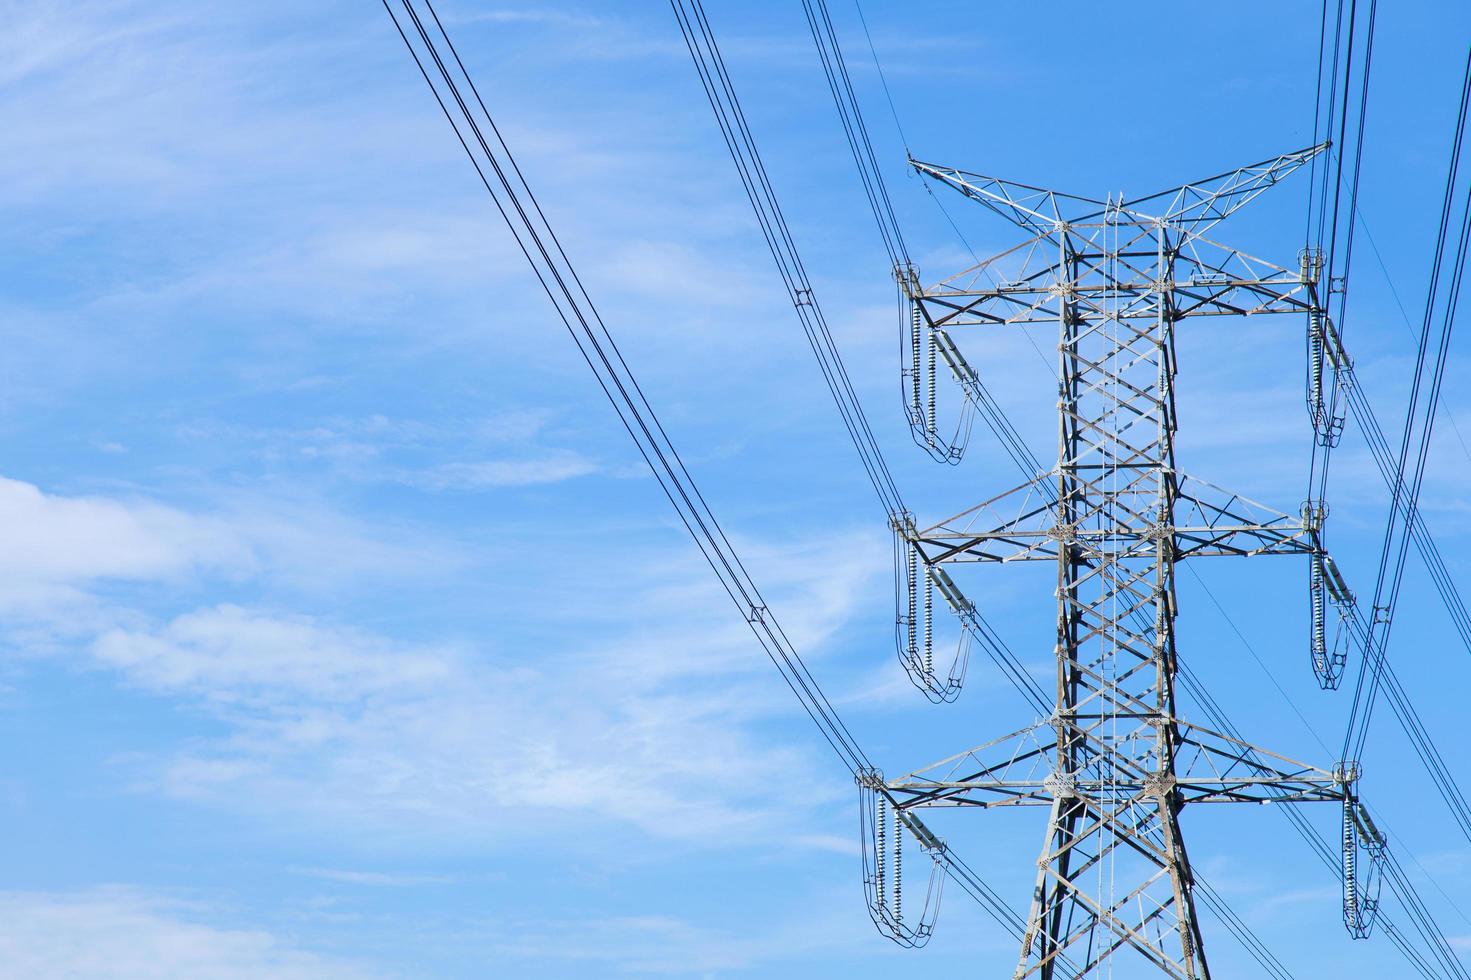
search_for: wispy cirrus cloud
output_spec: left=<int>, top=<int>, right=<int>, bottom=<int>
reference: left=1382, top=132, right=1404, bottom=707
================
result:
left=402, top=451, right=598, bottom=489
left=92, top=572, right=859, bottom=844
left=0, top=888, right=380, bottom=980
left=0, top=475, right=462, bottom=632
left=444, top=8, right=606, bottom=30
left=93, top=604, right=454, bottom=704
left=290, top=867, right=460, bottom=887
left=0, top=471, right=879, bottom=848
left=173, top=412, right=602, bottom=490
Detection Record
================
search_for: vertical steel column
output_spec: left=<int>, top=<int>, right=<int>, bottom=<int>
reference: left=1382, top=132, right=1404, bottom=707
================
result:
left=1016, top=212, right=1207, bottom=980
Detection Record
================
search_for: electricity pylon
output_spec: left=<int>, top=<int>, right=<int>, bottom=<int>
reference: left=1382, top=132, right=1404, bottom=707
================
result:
left=880, top=144, right=1362, bottom=978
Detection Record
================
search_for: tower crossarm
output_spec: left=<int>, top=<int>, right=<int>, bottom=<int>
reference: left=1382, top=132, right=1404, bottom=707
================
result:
left=1120, top=142, right=1329, bottom=235
left=907, top=157, right=1106, bottom=238
left=1172, top=474, right=1317, bottom=558
left=1169, top=238, right=1318, bottom=318
left=913, top=238, right=1316, bottom=330
left=887, top=720, right=1346, bottom=811
left=908, top=143, right=1328, bottom=246
left=904, top=473, right=1316, bottom=565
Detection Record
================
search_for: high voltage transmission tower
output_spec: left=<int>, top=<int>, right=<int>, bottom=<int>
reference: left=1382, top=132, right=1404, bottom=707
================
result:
left=872, top=148, right=1378, bottom=978
left=385, top=0, right=1471, bottom=975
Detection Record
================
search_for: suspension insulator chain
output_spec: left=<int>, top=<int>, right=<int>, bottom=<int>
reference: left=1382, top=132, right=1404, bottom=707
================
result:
left=892, top=802, right=902, bottom=922
left=1343, top=795, right=1358, bottom=925
left=1311, top=552, right=1328, bottom=677
left=923, top=572, right=934, bottom=676
left=906, top=543, right=919, bottom=659
left=1309, top=308, right=1327, bottom=435
left=876, top=794, right=887, bottom=909
left=1339, top=766, right=1385, bottom=940
left=926, top=312, right=937, bottom=436
left=910, top=302, right=923, bottom=427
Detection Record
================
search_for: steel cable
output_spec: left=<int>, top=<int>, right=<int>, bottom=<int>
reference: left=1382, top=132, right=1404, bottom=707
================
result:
left=383, top=0, right=872, bottom=775
left=670, top=0, right=1050, bottom=713
left=382, top=3, right=1469, bottom=974
left=1344, top=49, right=1471, bottom=764
left=382, top=0, right=1083, bottom=956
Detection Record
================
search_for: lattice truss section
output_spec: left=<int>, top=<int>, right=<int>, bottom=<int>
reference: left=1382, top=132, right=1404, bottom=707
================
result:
left=880, top=144, right=1362, bottom=979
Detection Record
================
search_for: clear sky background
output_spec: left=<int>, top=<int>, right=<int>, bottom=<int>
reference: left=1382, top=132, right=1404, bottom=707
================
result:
left=5, top=1, right=1471, bottom=977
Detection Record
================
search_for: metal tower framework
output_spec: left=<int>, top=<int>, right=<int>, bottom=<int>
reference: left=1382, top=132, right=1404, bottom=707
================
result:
left=883, top=144, right=1361, bottom=978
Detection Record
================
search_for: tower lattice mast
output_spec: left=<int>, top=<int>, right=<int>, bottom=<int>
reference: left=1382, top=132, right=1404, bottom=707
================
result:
left=881, top=145, right=1362, bottom=978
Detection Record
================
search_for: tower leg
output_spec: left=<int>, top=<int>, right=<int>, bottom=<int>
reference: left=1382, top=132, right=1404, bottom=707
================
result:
left=1014, top=791, right=1211, bottom=979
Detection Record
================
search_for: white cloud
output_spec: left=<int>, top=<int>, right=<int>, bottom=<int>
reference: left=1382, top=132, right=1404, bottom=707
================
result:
left=473, top=883, right=924, bottom=976
left=403, top=451, right=598, bottom=489
left=93, top=604, right=453, bottom=704
left=177, top=411, right=572, bottom=469
left=595, top=239, right=764, bottom=308
left=446, top=8, right=606, bottom=30
left=488, top=913, right=767, bottom=975
left=104, top=600, right=840, bottom=843
left=0, top=476, right=462, bottom=632
left=173, top=413, right=601, bottom=490
left=90, top=211, right=528, bottom=324
left=290, top=868, right=458, bottom=887
left=0, top=476, right=248, bottom=584
left=0, top=888, right=378, bottom=980
left=67, top=524, right=884, bottom=847
left=0, top=473, right=883, bottom=849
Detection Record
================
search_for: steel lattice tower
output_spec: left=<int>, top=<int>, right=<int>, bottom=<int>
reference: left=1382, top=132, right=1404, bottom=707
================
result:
left=880, top=145, right=1360, bottom=978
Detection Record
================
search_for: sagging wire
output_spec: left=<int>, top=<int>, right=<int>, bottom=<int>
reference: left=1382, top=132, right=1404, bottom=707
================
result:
left=1179, top=662, right=1463, bottom=977
left=891, top=511, right=974, bottom=703
left=671, top=0, right=1038, bottom=706
left=1299, top=48, right=1471, bottom=956
left=382, top=0, right=1051, bottom=953
left=1343, top=47, right=1471, bottom=768
left=858, top=771, right=944, bottom=948
left=1326, top=205, right=1471, bottom=678
left=1302, top=0, right=1378, bottom=689
left=382, top=0, right=873, bottom=780
left=1315, top=195, right=1471, bottom=864
left=668, top=0, right=903, bottom=517
left=1340, top=372, right=1471, bottom=667
left=801, top=0, right=976, bottom=464
left=382, top=2, right=1468, bottom=973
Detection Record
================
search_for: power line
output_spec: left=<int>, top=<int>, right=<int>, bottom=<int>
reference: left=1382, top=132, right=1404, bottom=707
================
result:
left=803, top=2, right=1468, bottom=972
left=1344, top=47, right=1471, bottom=765
left=1356, top=203, right=1471, bottom=468
left=849, top=0, right=909, bottom=154
left=382, top=3, right=1471, bottom=974
left=381, top=0, right=1073, bottom=956
left=381, top=0, right=870, bottom=775
left=1295, top=9, right=1471, bottom=967
left=669, top=0, right=904, bottom=519
left=1184, top=563, right=1333, bottom=758
left=670, top=0, right=1051, bottom=713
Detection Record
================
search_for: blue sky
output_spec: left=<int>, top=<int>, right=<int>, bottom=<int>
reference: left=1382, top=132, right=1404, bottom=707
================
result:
left=5, top=1, right=1471, bottom=976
